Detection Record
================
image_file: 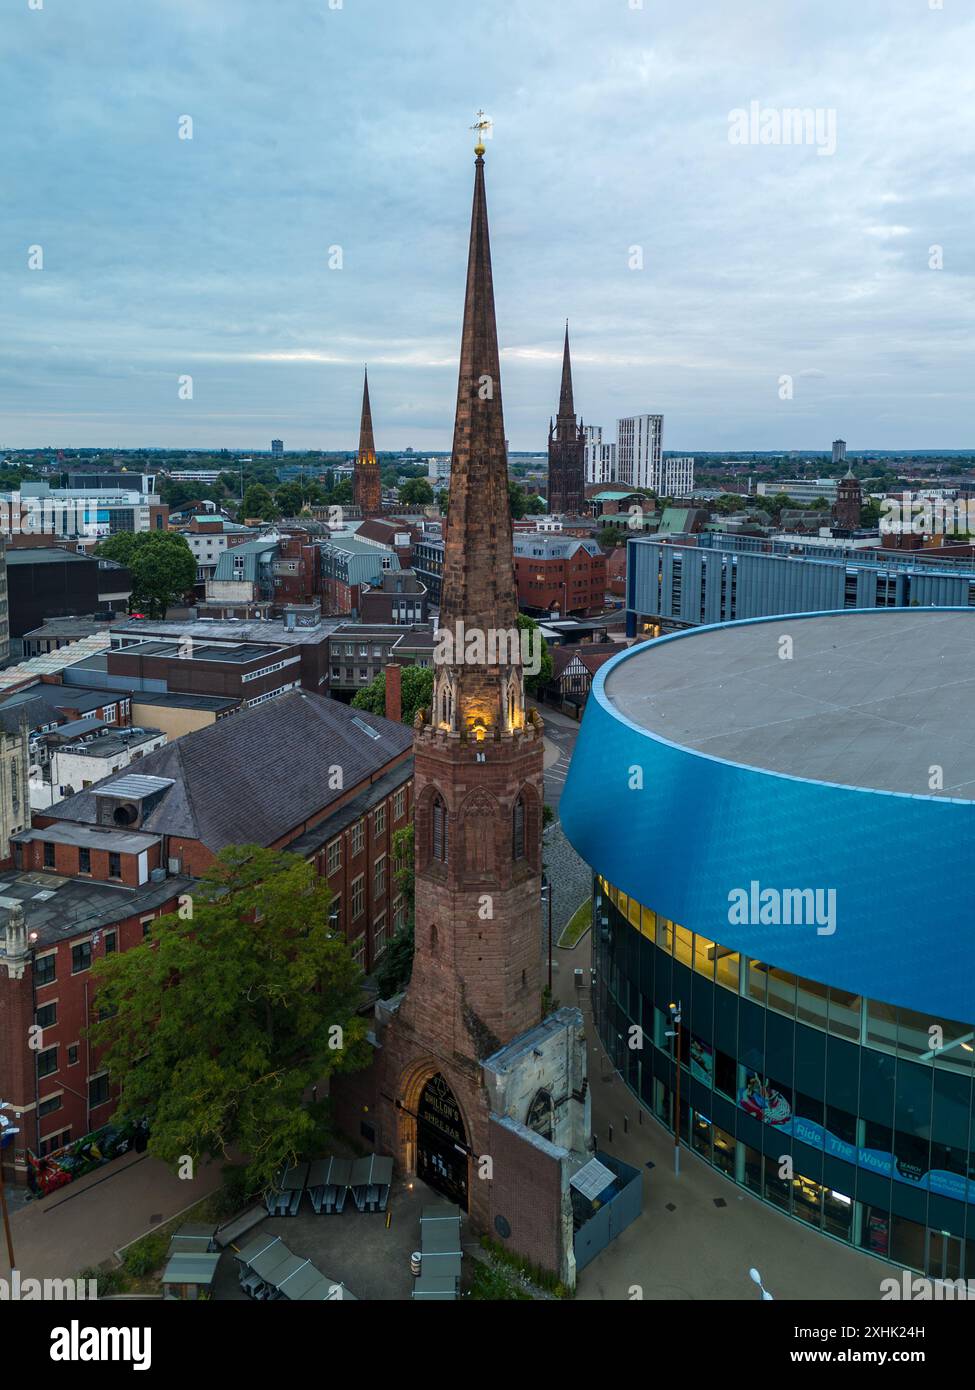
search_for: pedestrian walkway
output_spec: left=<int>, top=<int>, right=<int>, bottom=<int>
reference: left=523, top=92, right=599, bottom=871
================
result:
left=551, top=932, right=899, bottom=1301
left=1, top=1150, right=223, bottom=1281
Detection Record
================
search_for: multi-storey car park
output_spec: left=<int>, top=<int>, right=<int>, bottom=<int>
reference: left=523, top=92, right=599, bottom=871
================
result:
left=562, top=607, right=975, bottom=1280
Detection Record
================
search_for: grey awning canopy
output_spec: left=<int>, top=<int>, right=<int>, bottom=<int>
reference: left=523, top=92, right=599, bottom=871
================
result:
left=161, top=1251, right=220, bottom=1286
left=278, top=1162, right=309, bottom=1191
left=235, top=1234, right=283, bottom=1267
left=308, top=1156, right=353, bottom=1188
left=268, top=1254, right=313, bottom=1291
left=416, top=1251, right=462, bottom=1280
left=412, top=1274, right=459, bottom=1299
left=349, top=1154, right=393, bottom=1187
left=421, top=1224, right=462, bottom=1256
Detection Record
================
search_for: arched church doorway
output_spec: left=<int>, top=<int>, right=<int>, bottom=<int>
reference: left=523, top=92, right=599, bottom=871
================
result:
left=415, top=1072, right=469, bottom=1210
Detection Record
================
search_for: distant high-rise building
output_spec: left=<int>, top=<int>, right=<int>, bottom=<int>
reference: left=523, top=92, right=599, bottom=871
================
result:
left=547, top=325, right=586, bottom=515
left=271, top=439, right=284, bottom=458
left=353, top=368, right=382, bottom=518
left=583, top=426, right=616, bottom=485
left=617, top=414, right=663, bottom=492
left=832, top=439, right=847, bottom=465
left=664, top=456, right=696, bottom=498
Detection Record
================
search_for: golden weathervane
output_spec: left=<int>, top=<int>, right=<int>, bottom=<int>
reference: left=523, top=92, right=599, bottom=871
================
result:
left=471, top=109, right=492, bottom=155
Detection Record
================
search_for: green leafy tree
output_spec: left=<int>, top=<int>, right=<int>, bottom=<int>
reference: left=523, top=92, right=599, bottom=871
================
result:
left=351, top=665, right=434, bottom=725
left=374, top=826, right=415, bottom=998
left=95, top=532, right=196, bottom=618
left=524, top=493, right=546, bottom=516
left=398, top=478, right=434, bottom=507
left=90, top=846, right=370, bottom=1192
left=517, top=612, right=552, bottom=695
left=597, top=525, right=628, bottom=550
left=861, top=498, right=883, bottom=528
left=508, top=481, right=528, bottom=520
left=240, top=483, right=277, bottom=521
left=438, top=488, right=450, bottom=516
left=329, top=478, right=354, bottom=506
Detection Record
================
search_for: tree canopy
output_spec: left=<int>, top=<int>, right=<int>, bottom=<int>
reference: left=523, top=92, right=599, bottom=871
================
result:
left=240, top=482, right=278, bottom=521
left=95, top=531, right=196, bottom=617
left=90, top=846, right=370, bottom=1192
left=398, top=478, right=434, bottom=507
left=517, top=612, right=553, bottom=694
left=352, top=664, right=434, bottom=725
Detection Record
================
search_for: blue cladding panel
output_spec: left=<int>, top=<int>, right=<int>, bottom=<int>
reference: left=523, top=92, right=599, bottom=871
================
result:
left=561, top=611, right=975, bottom=1024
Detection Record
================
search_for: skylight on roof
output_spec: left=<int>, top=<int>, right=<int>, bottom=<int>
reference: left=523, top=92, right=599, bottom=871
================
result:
left=351, top=716, right=382, bottom=741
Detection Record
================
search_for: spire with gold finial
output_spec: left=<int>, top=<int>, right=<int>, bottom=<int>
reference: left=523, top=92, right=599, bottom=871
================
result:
left=471, top=109, right=492, bottom=157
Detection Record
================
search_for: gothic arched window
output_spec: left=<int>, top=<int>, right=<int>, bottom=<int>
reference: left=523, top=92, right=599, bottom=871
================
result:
left=432, top=795, right=448, bottom=863
left=512, top=794, right=526, bottom=860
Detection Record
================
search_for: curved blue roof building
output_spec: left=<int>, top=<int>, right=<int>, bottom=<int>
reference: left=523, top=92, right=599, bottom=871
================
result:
left=562, top=608, right=975, bottom=1277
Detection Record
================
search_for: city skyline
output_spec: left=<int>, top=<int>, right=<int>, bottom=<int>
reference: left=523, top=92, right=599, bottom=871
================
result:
left=3, top=0, right=973, bottom=452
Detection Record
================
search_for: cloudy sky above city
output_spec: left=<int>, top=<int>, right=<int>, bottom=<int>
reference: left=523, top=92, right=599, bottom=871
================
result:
left=2, top=0, right=973, bottom=452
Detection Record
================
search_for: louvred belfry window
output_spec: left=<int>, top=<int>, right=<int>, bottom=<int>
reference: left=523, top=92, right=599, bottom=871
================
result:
left=512, top=795, right=525, bottom=860
left=432, top=795, right=448, bottom=863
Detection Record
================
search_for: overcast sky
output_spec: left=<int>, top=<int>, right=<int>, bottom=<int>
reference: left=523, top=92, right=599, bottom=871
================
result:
left=2, top=0, right=973, bottom=452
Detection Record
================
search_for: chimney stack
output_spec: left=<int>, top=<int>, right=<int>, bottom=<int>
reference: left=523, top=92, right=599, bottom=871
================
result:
left=385, top=663, right=402, bottom=724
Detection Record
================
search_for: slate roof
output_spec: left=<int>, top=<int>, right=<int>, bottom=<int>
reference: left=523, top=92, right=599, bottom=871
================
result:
left=46, top=690, right=413, bottom=853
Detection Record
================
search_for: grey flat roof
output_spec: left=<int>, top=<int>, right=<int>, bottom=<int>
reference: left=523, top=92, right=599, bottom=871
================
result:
left=605, top=610, right=975, bottom=800
left=111, top=618, right=341, bottom=645
left=16, top=822, right=161, bottom=853
left=0, top=870, right=196, bottom=949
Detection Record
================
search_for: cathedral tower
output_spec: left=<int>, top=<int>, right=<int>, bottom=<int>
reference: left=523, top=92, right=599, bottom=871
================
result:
left=547, top=323, right=586, bottom=515
left=353, top=367, right=382, bottom=517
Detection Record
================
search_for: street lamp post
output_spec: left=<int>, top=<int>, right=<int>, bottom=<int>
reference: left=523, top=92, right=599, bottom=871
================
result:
left=0, top=1104, right=20, bottom=1272
left=541, top=877, right=553, bottom=994
left=666, top=1000, right=682, bottom=1176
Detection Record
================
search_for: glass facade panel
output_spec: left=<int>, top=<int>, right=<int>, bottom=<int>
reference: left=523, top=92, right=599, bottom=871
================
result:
left=593, top=878, right=975, bottom=1278
left=767, top=967, right=797, bottom=1018
left=827, top=987, right=862, bottom=1041
left=693, top=934, right=715, bottom=981
left=674, top=925, right=693, bottom=968
left=714, top=945, right=740, bottom=993
left=796, top=975, right=829, bottom=1029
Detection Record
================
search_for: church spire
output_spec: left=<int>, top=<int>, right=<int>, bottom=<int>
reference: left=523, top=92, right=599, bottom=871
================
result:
left=558, top=320, right=575, bottom=420
left=354, top=365, right=381, bottom=516
left=439, top=145, right=517, bottom=641
left=358, top=366, right=376, bottom=461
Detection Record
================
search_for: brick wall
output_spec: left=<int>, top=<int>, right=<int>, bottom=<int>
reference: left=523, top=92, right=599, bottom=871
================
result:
left=488, top=1114, right=568, bottom=1281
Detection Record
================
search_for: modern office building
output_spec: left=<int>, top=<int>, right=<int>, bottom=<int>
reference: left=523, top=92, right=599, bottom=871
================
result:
left=584, top=426, right=617, bottom=486
left=562, top=608, right=975, bottom=1280
left=833, top=439, right=847, bottom=465
left=617, top=414, right=663, bottom=492
left=757, top=478, right=839, bottom=504
left=624, top=532, right=975, bottom=638
left=662, top=456, right=695, bottom=498
left=271, top=439, right=284, bottom=458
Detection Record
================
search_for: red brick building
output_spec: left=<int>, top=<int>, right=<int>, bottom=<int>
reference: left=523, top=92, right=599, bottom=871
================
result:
left=512, top=533, right=607, bottom=615
left=0, top=691, right=413, bottom=1183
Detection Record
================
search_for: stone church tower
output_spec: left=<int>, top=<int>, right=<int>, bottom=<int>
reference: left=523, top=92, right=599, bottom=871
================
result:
left=376, top=136, right=547, bottom=1230
left=546, top=324, right=586, bottom=515
left=353, top=367, right=382, bottom=518
left=834, top=465, right=863, bottom=531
